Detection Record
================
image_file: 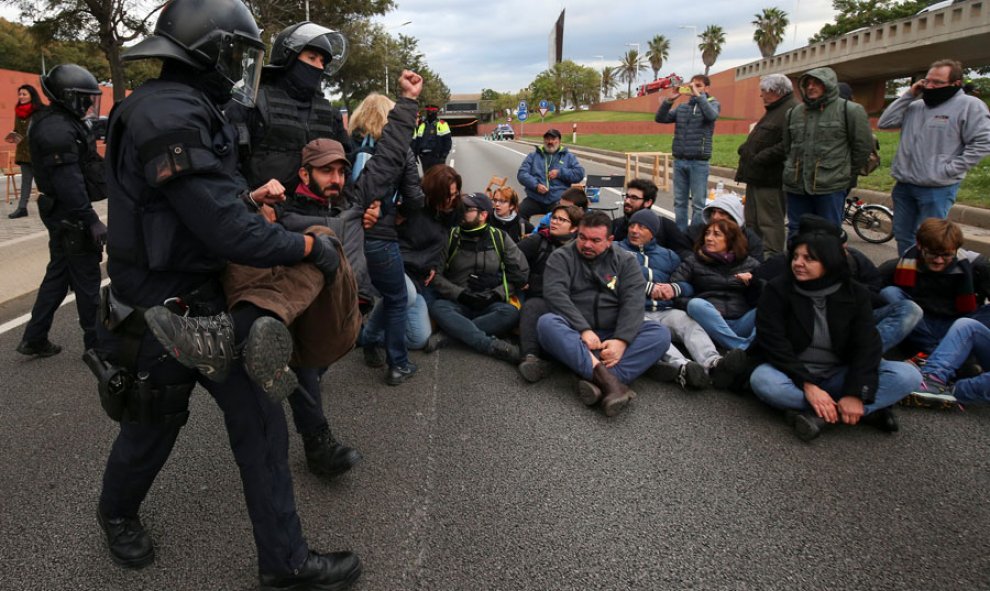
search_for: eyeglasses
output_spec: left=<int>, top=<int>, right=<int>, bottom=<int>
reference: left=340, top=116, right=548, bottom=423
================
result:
left=622, top=193, right=645, bottom=202
left=491, top=199, right=510, bottom=205
left=921, top=248, right=956, bottom=261
left=550, top=215, right=572, bottom=224
left=922, top=78, right=952, bottom=88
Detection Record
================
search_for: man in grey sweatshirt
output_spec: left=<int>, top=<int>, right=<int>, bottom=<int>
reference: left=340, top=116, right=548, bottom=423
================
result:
left=878, top=58, right=990, bottom=255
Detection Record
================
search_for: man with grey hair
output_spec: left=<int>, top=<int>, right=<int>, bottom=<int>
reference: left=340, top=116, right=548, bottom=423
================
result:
left=734, top=73, right=798, bottom=256
left=878, top=58, right=990, bottom=255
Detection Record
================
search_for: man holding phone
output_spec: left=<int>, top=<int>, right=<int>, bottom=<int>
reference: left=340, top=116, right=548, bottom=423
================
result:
left=655, top=74, right=721, bottom=231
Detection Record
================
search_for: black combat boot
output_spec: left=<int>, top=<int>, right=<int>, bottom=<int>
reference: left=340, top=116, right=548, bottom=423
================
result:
left=259, top=550, right=361, bottom=591
left=303, top=426, right=363, bottom=478
left=97, top=507, right=155, bottom=569
left=16, top=339, right=62, bottom=357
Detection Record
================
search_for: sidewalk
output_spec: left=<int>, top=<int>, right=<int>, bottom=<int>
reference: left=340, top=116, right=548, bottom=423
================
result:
left=521, top=139, right=990, bottom=255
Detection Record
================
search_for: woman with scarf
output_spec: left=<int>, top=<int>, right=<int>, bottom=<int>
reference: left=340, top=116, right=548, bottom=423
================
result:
left=749, top=218, right=920, bottom=441
left=488, top=186, right=533, bottom=243
left=7, top=85, right=43, bottom=219
left=671, top=218, right=762, bottom=350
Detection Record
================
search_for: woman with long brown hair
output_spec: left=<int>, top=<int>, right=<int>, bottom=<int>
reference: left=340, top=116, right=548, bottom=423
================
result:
left=6, top=84, right=44, bottom=219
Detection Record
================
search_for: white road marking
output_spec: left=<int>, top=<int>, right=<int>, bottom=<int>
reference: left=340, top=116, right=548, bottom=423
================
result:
left=0, top=277, right=110, bottom=335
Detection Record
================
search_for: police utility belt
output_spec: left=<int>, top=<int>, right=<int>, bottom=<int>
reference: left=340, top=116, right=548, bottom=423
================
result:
left=83, top=282, right=222, bottom=426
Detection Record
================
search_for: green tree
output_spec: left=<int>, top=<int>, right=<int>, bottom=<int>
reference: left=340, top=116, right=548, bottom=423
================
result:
left=600, top=65, right=618, bottom=98
left=753, top=7, right=789, bottom=58
left=810, top=0, right=928, bottom=43
left=646, top=34, right=671, bottom=80
left=528, top=60, right=600, bottom=109
left=698, top=25, right=726, bottom=76
left=617, top=49, right=647, bottom=97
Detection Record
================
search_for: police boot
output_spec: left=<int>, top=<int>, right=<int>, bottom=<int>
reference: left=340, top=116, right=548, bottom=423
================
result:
left=242, top=316, right=298, bottom=402
left=96, top=507, right=154, bottom=569
left=259, top=550, right=362, bottom=591
left=303, top=425, right=363, bottom=479
left=592, top=363, right=635, bottom=417
left=145, top=306, right=235, bottom=382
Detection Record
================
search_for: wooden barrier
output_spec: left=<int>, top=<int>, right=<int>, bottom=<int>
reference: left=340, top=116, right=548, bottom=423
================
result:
left=625, top=152, right=672, bottom=192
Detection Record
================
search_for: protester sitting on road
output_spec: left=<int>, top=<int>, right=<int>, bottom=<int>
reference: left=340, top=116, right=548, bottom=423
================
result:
left=428, top=192, right=529, bottom=363
left=538, top=210, right=670, bottom=417
left=906, top=318, right=989, bottom=409
left=349, top=92, right=426, bottom=386
left=878, top=218, right=990, bottom=356
left=530, top=186, right=588, bottom=234
left=610, top=178, right=692, bottom=257
left=617, top=208, right=749, bottom=390
left=755, top=215, right=923, bottom=354
left=750, top=225, right=921, bottom=442
left=516, top=128, right=586, bottom=220
left=687, top=193, right=765, bottom=262
left=489, top=186, right=533, bottom=243
left=671, top=218, right=762, bottom=351
left=515, top=203, right=582, bottom=382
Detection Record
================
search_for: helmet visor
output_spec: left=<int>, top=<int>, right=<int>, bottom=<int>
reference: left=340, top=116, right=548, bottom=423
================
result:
left=68, top=90, right=102, bottom=120
left=218, top=37, right=265, bottom=107
left=283, top=23, right=348, bottom=77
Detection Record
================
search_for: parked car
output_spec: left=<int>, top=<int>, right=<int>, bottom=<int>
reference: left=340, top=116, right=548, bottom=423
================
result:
left=492, top=124, right=515, bottom=140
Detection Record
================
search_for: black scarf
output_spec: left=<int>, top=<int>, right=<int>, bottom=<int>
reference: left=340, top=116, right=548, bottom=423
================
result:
left=922, top=85, right=961, bottom=108
left=281, top=60, right=323, bottom=101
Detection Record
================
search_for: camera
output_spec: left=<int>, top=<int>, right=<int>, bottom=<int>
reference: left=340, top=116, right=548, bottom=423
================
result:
left=678, top=86, right=692, bottom=95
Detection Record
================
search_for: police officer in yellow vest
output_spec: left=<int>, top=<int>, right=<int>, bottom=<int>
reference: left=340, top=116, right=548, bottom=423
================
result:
left=412, top=104, right=451, bottom=171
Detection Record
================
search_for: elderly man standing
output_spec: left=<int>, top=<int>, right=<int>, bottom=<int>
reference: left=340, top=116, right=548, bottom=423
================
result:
left=735, top=74, right=799, bottom=256
left=517, top=128, right=586, bottom=220
left=537, top=211, right=670, bottom=416
left=878, top=59, right=990, bottom=255
left=782, top=67, right=872, bottom=236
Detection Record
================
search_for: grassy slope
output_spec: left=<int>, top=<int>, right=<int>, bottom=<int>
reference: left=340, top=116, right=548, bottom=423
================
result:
left=522, top=131, right=990, bottom=208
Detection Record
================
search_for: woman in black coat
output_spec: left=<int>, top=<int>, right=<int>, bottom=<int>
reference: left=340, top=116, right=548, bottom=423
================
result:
left=749, top=227, right=921, bottom=442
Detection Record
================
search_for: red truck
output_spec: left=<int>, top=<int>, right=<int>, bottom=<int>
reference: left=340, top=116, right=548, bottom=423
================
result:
left=636, top=73, right=684, bottom=97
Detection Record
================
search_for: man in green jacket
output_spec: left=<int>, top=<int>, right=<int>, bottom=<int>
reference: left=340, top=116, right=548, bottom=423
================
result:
left=782, top=66, right=872, bottom=237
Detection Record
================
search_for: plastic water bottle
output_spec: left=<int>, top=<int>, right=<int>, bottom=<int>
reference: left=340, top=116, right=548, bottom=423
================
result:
left=715, top=181, right=725, bottom=196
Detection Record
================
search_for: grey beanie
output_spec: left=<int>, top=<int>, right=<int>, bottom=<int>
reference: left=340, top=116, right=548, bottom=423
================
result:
left=703, top=194, right=745, bottom=226
left=629, top=208, right=661, bottom=237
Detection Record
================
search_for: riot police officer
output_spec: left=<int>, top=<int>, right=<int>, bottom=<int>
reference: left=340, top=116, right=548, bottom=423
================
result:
left=412, top=104, right=451, bottom=171
left=94, top=0, right=360, bottom=587
left=16, top=64, right=106, bottom=358
left=225, top=21, right=361, bottom=480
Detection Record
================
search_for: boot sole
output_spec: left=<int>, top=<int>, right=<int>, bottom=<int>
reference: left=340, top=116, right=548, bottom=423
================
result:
left=602, top=390, right=635, bottom=417
left=900, top=392, right=959, bottom=410
left=793, top=414, right=822, bottom=442
left=518, top=359, right=549, bottom=383
left=576, top=380, right=602, bottom=406
left=683, top=363, right=712, bottom=390
left=260, top=562, right=362, bottom=591
left=244, top=317, right=298, bottom=402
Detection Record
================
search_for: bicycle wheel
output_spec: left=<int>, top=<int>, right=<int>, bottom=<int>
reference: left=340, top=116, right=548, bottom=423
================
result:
left=852, top=205, right=894, bottom=244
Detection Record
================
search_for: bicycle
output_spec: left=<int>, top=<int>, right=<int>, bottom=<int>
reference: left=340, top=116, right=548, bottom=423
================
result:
left=843, top=194, right=894, bottom=244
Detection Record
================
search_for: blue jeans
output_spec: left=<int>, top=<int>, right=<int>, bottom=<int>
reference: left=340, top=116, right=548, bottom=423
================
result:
left=429, top=298, right=518, bottom=353
left=536, top=313, right=670, bottom=383
left=873, top=299, right=923, bottom=353
left=362, top=274, right=432, bottom=350
left=673, top=159, right=710, bottom=231
left=891, top=181, right=961, bottom=256
left=922, top=318, right=990, bottom=404
left=686, top=299, right=756, bottom=350
left=785, top=191, right=846, bottom=239
left=750, top=360, right=920, bottom=414
left=881, top=286, right=990, bottom=353
left=364, top=239, right=409, bottom=368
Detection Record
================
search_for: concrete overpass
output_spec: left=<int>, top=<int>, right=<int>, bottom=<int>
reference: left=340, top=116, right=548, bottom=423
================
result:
left=733, top=0, right=990, bottom=111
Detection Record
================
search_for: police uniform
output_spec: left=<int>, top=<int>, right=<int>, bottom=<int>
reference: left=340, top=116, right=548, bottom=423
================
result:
left=98, top=75, right=313, bottom=574
left=412, top=113, right=452, bottom=171
left=20, top=94, right=104, bottom=351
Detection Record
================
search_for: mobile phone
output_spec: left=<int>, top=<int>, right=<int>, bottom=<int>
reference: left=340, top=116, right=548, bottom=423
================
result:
left=678, top=86, right=692, bottom=95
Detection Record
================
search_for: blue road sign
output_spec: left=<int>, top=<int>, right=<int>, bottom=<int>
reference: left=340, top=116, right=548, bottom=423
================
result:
left=518, top=110, right=528, bottom=121
left=539, top=99, right=549, bottom=109
left=518, top=100, right=528, bottom=112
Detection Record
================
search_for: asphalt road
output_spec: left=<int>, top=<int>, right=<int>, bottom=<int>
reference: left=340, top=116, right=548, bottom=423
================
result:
left=1, top=137, right=988, bottom=590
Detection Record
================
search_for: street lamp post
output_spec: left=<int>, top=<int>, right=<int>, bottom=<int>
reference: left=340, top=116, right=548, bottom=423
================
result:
left=679, top=25, right=697, bottom=74
left=384, top=20, right=412, bottom=96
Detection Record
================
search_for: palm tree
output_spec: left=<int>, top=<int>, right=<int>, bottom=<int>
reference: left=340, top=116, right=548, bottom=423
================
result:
left=618, top=49, right=647, bottom=98
left=698, top=25, right=727, bottom=75
left=753, top=7, right=789, bottom=58
left=601, top=66, right=618, bottom=98
left=646, top=34, right=671, bottom=80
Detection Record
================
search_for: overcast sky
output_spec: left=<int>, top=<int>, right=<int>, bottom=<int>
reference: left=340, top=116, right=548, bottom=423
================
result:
left=379, top=0, right=840, bottom=93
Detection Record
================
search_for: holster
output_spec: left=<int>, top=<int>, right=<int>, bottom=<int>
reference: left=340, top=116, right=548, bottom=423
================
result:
left=58, top=219, right=96, bottom=255
left=122, top=378, right=194, bottom=427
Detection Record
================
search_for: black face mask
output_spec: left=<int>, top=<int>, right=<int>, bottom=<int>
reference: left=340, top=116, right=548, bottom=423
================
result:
left=161, top=60, right=233, bottom=105
left=425, top=111, right=438, bottom=122
left=922, top=85, right=960, bottom=108
left=283, top=60, right=323, bottom=101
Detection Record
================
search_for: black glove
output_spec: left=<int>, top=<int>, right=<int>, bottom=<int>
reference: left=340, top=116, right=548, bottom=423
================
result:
left=457, top=290, right=497, bottom=310
left=89, top=220, right=107, bottom=248
left=468, top=272, right=502, bottom=292
left=305, top=234, right=340, bottom=284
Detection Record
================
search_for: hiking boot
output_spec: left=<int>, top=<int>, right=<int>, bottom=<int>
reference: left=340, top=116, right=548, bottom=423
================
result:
left=592, top=363, right=635, bottom=417
left=575, top=379, right=603, bottom=406
left=243, top=317, right=297, bottom=402
left=97, top=507, right=155, bottom=569
left=862, top=407, right=899, bottom=433
left=16, top=339, right=62, bottom=358
left=902, top=377, right=959, bottom=410
left=646, top=361, right=680, bottom=383
left=8, top=208, right=27, bottom=219
left=422, top=332, right=448, bottom=354
left=303, top=426, right=363, bottom=478
left=145, top=306, right=235, bottom=382
left=386, top=362, right=418, bottom=386
left=678, top=361, right=711, bottom=390
left=517, top=354, right=550, bottom=383
left=362, top=345, right=385, bottom=368
left=710, top=348, right=748, bottom=390
left=489, top=338, right=520, bottom=364
left=259, top=550, right=361, bottom=591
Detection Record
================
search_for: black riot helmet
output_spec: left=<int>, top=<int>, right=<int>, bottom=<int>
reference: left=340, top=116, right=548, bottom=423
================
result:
left=266, top=21, right=348, bottom=77
left=40, top=64, right=102, bottom=120
left=123, top=0, right=265, bottom=106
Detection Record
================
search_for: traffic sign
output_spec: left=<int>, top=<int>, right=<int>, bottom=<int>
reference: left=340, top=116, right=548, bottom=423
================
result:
left=539, top=107, right=548, bottom=117
left=549, top=102, right=556, bottom=113
left=518, top=111, right=528, bottom=121
left=539, top=99, right=549, bottom=109
left=518, top=100, right=528, bottom=111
